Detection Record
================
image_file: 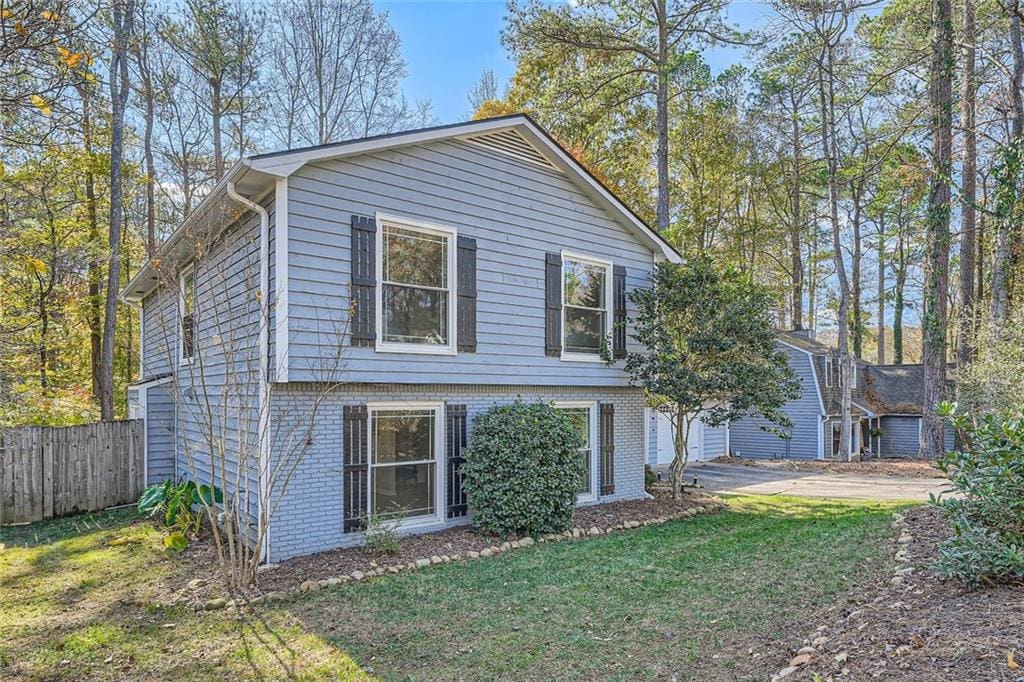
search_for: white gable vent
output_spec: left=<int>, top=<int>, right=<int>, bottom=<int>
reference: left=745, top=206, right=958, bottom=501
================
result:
left=463, top=129, right=560, bottom=172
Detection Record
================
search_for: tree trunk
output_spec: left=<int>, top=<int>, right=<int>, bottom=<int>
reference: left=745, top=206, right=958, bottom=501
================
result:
left=818, top=38, right=853, bottom=460
left=877, top=217, right=887, bottom=364
left=654, top=0, right=670, bottom=233
left=957, top=0, right=977, bottom=370
left=790, top=92, right=804, bottom=330
left=851, top=183, right=864, bottom=359
left=212, top=76, right=225, bottom=181
left=669, top=406, right=694, bottom=500
left=142, top=52, right=157, bottom=257
left=921, top=0, right=953, bottom=458
left=894, top=249, right=906, bottom=365
left=81, top=86, right=103, bottom=400
left=991, top=4, right=1024, bottom=322
left=101, top=0, right=135, bottom=420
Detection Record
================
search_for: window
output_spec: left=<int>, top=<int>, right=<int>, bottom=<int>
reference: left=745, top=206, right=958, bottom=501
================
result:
left=554, top=401, right=598, bottom=501
left=179, top=266, right=195, bottom=363
left=377, top=216, right=456, bottom=354
left=368, top=403, right=443, bottom=522
left=562, top=253, right=612, bottom=360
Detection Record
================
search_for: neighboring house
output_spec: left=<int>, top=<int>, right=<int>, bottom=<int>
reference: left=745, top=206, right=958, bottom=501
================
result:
left=644, top=408, right=729, bottom=467
left=121, top=115, right=682, bottom=562
left=728, top=330, right=954, bottom=460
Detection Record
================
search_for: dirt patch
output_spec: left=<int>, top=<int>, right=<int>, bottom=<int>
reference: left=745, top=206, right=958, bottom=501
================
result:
left=712, top=455, right=945, bottom=479
left=253, top=491, right=718, bottom=594
left=781, top=505, right=1024, bottom=681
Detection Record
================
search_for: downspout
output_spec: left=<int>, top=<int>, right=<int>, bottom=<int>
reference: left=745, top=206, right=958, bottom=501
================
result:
left=226, top=181, right=271, bottom=564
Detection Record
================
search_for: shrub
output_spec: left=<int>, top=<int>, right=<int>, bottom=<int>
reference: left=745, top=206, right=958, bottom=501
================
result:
left=462, top=401, right=584, bottom=538
left=644, top=464, right=658, bottom=493
left=931, top=402, right=1024, bottom=586
left=138, top=479, right=223, bottom=551
left=364, top=513, right=402, bottom=555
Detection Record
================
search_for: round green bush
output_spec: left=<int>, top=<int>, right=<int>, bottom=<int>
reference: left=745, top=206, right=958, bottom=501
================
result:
left=462, top=401, right=585, bottom=538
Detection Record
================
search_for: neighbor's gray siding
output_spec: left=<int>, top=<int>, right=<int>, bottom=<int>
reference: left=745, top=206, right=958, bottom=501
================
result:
left=282, top=138, right=655, bottom=386
left=878, top=416, right=954, bottom=458
left=145, top=384, right=175, bottom=485
left=728, top=343, right=822, bottom=460
left=267, top=383, right=647, bottom=562
left=703, top=424, right=728, bottom=458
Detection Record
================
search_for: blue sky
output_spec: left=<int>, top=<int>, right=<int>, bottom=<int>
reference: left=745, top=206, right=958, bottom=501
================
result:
left=379, top=0, right=778, bottom=123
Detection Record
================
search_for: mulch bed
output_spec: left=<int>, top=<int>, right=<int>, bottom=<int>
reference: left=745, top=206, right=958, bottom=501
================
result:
left=779, top=505, right=1024, bottom=681
left=712, top=455, right=946, bottom=479
left=254, top=490, right=717, bottom=594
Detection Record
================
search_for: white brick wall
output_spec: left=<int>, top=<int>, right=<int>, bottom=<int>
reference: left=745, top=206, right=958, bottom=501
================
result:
left=266, top=383, right=647, bottom=562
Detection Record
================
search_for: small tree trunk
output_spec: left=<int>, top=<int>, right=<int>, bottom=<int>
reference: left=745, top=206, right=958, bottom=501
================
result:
left=669, top=407, right=693, bottom=500
left=877, top=217, right=887, bottom=364
left=790, top=91, right=804, bottom=330
left=654, top=0, right=670, bottom=233
left=958, top=0, right=977, bottom=369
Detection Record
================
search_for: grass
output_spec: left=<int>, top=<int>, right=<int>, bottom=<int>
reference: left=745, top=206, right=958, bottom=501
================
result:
left=0, top=495, right=910, bottom=681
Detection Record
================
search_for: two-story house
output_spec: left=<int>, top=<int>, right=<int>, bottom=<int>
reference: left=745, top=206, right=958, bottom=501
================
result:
left=122, top=115, right=681, bottom=562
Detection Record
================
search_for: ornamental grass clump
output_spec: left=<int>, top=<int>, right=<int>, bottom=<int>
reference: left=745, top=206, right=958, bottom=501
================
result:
left=932, top=402, right=1024, bottom=586
left=462, top=401, right=584, bottom=538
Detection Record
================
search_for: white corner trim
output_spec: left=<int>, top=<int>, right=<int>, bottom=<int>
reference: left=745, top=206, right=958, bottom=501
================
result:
left=374, top=213, right=458, bottom=356
left=274, top=179, right=290, bottom=383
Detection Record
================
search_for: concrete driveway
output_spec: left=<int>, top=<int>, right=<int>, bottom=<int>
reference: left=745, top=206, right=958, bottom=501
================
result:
left=667, top=462, right=950, bottom=501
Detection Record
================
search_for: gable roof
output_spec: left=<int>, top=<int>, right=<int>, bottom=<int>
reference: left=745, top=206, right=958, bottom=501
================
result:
left=122, top=115, right=680, bottom=302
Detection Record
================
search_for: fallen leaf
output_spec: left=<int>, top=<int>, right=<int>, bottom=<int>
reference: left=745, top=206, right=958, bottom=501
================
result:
left=1009, top=650, right=1019, bottom=670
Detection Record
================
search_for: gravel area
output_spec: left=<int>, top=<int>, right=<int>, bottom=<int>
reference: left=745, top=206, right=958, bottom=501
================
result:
left=780, top=505, right=1024, bottom=681
left=254, top=490, right=719, bottom=593
left=712, top=455, right=945, bottom=479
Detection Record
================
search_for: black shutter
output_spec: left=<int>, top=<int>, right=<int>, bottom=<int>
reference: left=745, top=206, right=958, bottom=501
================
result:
left=612, top=265, right=626, bottom=359
left=545, top=252, right=562, bottom=357
left=342, top=405, right=369, bottom=532
left=457, top=237, right=477, bottom=352
left=599, top=403, right=615, bottom=496
left=446, top=404, right=469, bottom=517
left=350, top=215, right=376, bottom=347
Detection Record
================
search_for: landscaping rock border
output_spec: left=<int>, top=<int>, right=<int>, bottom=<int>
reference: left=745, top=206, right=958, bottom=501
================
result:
left=769, top=512, right=911, bottom=681
left=202, top=498, right=728, bottom=611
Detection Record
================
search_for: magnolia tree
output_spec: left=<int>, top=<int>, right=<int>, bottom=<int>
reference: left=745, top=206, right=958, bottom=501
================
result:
left=626, top=256, right=800, bottom=498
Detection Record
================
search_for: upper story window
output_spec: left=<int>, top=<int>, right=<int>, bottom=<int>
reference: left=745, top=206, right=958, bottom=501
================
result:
left=179, top=265, right=196, bottom=363
left=377, top=216, right=456, bottom=355
left=562, top=252, right=612, bottom=360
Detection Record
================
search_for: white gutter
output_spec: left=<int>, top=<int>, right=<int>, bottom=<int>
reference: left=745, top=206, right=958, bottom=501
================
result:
left=226, top=181, right=272, bottom=564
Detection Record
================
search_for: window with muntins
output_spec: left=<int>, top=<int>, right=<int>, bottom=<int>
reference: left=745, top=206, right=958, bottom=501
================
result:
left=370, top=406, right=440, bottom=520
left=562, top=254, right=611, bottom=358
left=179, top=267, right=195, bottom=362
left=555, top=402, right=598, bottom=500
left=379, top=219, right=455, bottom=353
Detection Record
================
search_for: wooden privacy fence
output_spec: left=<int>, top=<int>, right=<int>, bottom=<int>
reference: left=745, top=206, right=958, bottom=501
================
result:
left=0, top=420, right=145, bottom=525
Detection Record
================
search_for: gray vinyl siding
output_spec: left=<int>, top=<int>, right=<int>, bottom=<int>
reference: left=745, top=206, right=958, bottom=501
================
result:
left=145, top=384, right=176, bottom=485
left=267, top=383, right=647, bottom=562
left=140, top=284, right=177, bottom=380
left=282, top=138, right=655, bottom=386
left=170, top=213, right=263, bottom=526
left=877, top=416, right=955, bottom=458
left=703, top=424, right=728, bottom=458
left=728, top=343, right=822, bottom=460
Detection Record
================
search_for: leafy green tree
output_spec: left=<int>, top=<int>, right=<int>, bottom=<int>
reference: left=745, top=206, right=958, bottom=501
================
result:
left=626, top=256, right=800, bottom=497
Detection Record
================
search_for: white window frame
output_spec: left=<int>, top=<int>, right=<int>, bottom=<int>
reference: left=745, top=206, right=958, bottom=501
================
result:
left=553, top=400, right=599, bottom=503
left=366, top=400, right=446, bottom=528
left=178, top=264, right=195, bottom=366
left=560, top=250, right=613, bottom=363
left=375, top=213, right=457, bottom=356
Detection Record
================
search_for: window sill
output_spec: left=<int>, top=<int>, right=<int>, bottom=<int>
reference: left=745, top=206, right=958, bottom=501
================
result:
left=560, top=352, right=606, bottom=364
left=374, top=343, right=457, bottom=356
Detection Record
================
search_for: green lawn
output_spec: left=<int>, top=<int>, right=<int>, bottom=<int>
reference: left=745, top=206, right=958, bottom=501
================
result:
left=1, top=496, right=908, bottom=681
